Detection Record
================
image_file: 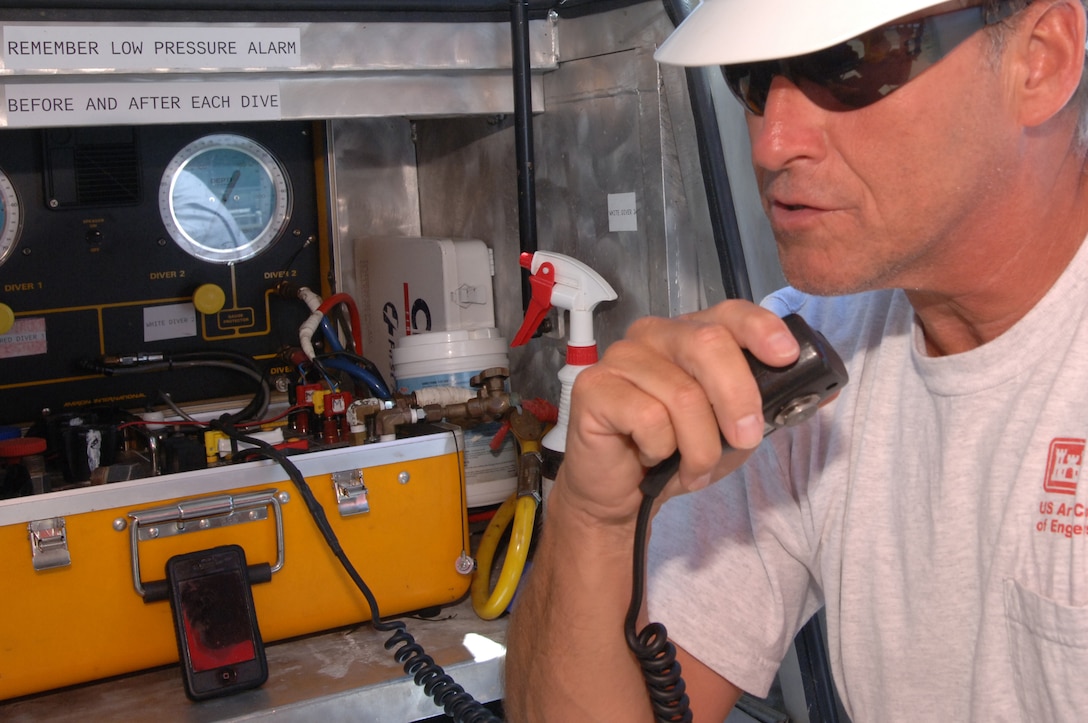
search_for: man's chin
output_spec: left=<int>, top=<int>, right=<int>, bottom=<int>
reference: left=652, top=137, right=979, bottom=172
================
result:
left=781, top=267, right=868, bottom=297
left=779, top=254, right=900, bottom=297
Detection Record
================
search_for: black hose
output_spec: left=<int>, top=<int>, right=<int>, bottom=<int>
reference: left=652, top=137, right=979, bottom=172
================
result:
left=85, top=356, right=271, bottom=425
left=169, top=351, right=271, bottom=422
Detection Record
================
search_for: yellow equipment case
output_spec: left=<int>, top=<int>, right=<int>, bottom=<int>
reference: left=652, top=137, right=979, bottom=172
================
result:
left=0, top=429, right=470, bottom=701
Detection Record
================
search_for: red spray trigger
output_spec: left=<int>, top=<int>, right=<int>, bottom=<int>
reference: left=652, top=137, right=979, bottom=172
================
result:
left=512, top=256, right=556, bottom=346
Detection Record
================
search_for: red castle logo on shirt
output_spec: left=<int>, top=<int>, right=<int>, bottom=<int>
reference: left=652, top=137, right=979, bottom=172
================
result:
left=1044, top=438, right=1085, bottom=495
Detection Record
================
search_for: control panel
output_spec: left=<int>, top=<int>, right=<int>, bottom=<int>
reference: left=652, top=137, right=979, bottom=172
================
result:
left=0, top=120, right=322, bottom=426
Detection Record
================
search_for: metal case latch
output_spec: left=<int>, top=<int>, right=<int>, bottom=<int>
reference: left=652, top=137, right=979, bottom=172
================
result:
left=28, top=517, right=71, bottom=571
left=333, top=469, right=369, bottom=516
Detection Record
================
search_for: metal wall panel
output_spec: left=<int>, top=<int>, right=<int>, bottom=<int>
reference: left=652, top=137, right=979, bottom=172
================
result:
left=327, top=1, right=732, bottom=403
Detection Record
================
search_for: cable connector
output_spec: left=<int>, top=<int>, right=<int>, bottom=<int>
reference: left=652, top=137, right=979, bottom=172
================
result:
left=99, top=352, right=166, bottom=367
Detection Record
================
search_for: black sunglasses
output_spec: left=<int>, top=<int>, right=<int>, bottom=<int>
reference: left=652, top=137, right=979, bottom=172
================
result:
left=723, top=2, right=1024, bottom=115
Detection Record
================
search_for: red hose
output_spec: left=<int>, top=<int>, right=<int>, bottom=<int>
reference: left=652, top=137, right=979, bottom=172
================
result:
left=317, top=293, right=364, bottom=355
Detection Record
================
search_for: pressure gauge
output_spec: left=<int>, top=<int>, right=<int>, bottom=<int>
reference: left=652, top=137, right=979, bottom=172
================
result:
left=0, top=167, right=23, bottom=268
left=159, top=134, right=291, bottom=264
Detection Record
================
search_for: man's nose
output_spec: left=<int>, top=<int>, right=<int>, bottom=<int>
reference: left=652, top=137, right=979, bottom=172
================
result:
left=747, top=75, right=829, bottom=172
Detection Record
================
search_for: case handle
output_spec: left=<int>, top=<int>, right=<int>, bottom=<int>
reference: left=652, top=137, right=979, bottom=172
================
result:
left=125, top=488, right=286, bottom=599
left=142, top=561, right=272, bottom=603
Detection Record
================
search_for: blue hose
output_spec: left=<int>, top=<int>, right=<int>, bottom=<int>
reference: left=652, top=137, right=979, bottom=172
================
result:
left=321, top=356, right=393, bottom=400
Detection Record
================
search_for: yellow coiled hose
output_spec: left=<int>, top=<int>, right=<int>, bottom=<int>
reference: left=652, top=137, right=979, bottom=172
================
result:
left=471, top=490, right=537, bottom=620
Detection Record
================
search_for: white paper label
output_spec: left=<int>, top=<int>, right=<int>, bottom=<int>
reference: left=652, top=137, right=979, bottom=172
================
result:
left=0, top=317, right=46, bottom=358
left=3, top=81, right=282, bottom=127
left=3, top=25, right=301, bottom=70
left=608, top=192, right=638, bottom=232
left=144, top=303, right=197, bottom=342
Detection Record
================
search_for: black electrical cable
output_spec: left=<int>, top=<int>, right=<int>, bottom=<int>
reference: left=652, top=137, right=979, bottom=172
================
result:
left=86, top=356, right=271, bottom=424
left=151, top=361, right=269, bottom=423
left=625, top=449, right=692, bottom=723
left=213, top=419, right=501, bottom=723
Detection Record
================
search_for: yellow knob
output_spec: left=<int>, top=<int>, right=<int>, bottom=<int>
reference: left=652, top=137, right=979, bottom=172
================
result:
left=0, top=303, right=14, bottom=336
left=193, top=283, right=226, bottom=315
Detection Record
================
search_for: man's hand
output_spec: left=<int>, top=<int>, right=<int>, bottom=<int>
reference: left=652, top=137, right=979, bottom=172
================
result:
left=555, top=300, right=801, bottom=526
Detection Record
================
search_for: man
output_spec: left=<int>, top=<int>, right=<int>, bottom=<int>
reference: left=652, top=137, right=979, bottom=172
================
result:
left=505, top=0, right=1088, bottom=720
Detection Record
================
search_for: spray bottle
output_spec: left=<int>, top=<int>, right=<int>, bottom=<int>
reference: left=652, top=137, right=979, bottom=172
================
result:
left=511, top=250, right=617, bottom=509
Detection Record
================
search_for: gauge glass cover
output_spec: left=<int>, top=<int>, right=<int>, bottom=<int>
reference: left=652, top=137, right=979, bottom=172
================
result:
left=160, top=134, right=291, bottom=264
left=0, top=168, right=22, bottom=268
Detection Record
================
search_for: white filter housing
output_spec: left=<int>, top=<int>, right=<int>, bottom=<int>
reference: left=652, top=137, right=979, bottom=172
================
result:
left=356, top=236, right=496, bottom=385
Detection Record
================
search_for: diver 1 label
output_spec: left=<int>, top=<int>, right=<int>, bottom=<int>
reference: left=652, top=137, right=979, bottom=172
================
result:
left=0, top=317, right=46, bottom=358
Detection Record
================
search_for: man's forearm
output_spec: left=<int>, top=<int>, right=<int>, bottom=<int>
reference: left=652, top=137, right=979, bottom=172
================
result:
left=504, top=484, right=653, bottom=722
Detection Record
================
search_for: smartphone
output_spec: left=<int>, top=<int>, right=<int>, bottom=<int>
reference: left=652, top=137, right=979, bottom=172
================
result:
left=166, top=544, right=268, bottom=701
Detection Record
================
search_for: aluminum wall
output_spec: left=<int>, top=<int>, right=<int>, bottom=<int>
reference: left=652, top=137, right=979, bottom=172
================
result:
left=328, top=0, right=785, bottom=403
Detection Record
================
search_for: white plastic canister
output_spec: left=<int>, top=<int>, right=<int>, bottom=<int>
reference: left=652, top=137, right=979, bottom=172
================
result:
left=392, top=328, right=517, bottom=508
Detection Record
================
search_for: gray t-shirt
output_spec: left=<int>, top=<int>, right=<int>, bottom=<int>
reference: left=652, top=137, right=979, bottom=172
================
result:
left=647, top=236, right=1088, bottom=721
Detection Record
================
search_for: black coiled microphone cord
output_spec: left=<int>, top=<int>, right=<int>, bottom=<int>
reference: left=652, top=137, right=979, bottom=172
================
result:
left=624, top=449, right=693, bottom=722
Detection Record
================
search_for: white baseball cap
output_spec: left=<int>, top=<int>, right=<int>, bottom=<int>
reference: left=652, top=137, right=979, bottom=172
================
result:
left=654, top=0, right=952, bottom=66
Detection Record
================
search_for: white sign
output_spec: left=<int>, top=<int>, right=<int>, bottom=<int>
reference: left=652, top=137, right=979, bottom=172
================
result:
left=0, top=317, right=47, bottom=358
left=3, top=25, right=301, bottom=70
left=608, top=192, right=638, bottom=233
left=3, top=81, right=283, bottom=127
left=144, top=303, right=197, bottom=342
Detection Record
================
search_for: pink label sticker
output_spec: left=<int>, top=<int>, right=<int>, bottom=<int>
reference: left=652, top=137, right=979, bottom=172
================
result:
left=0, top=317, right=47, bottom=358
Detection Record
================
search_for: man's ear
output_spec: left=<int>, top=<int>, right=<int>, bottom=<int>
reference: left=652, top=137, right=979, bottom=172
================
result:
left=1012, top=0, right=1087, bottom=127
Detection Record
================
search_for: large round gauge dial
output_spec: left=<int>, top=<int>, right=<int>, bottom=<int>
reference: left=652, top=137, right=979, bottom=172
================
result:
left=159, top=134, right=291, bottom=264
left=0, top=167, right=22, bottom=268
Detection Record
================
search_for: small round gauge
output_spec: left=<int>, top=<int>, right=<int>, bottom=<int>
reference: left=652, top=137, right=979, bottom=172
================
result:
left=159, top=134, right=291, bottom=264
left=0, top=167, right=23, bottom=268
